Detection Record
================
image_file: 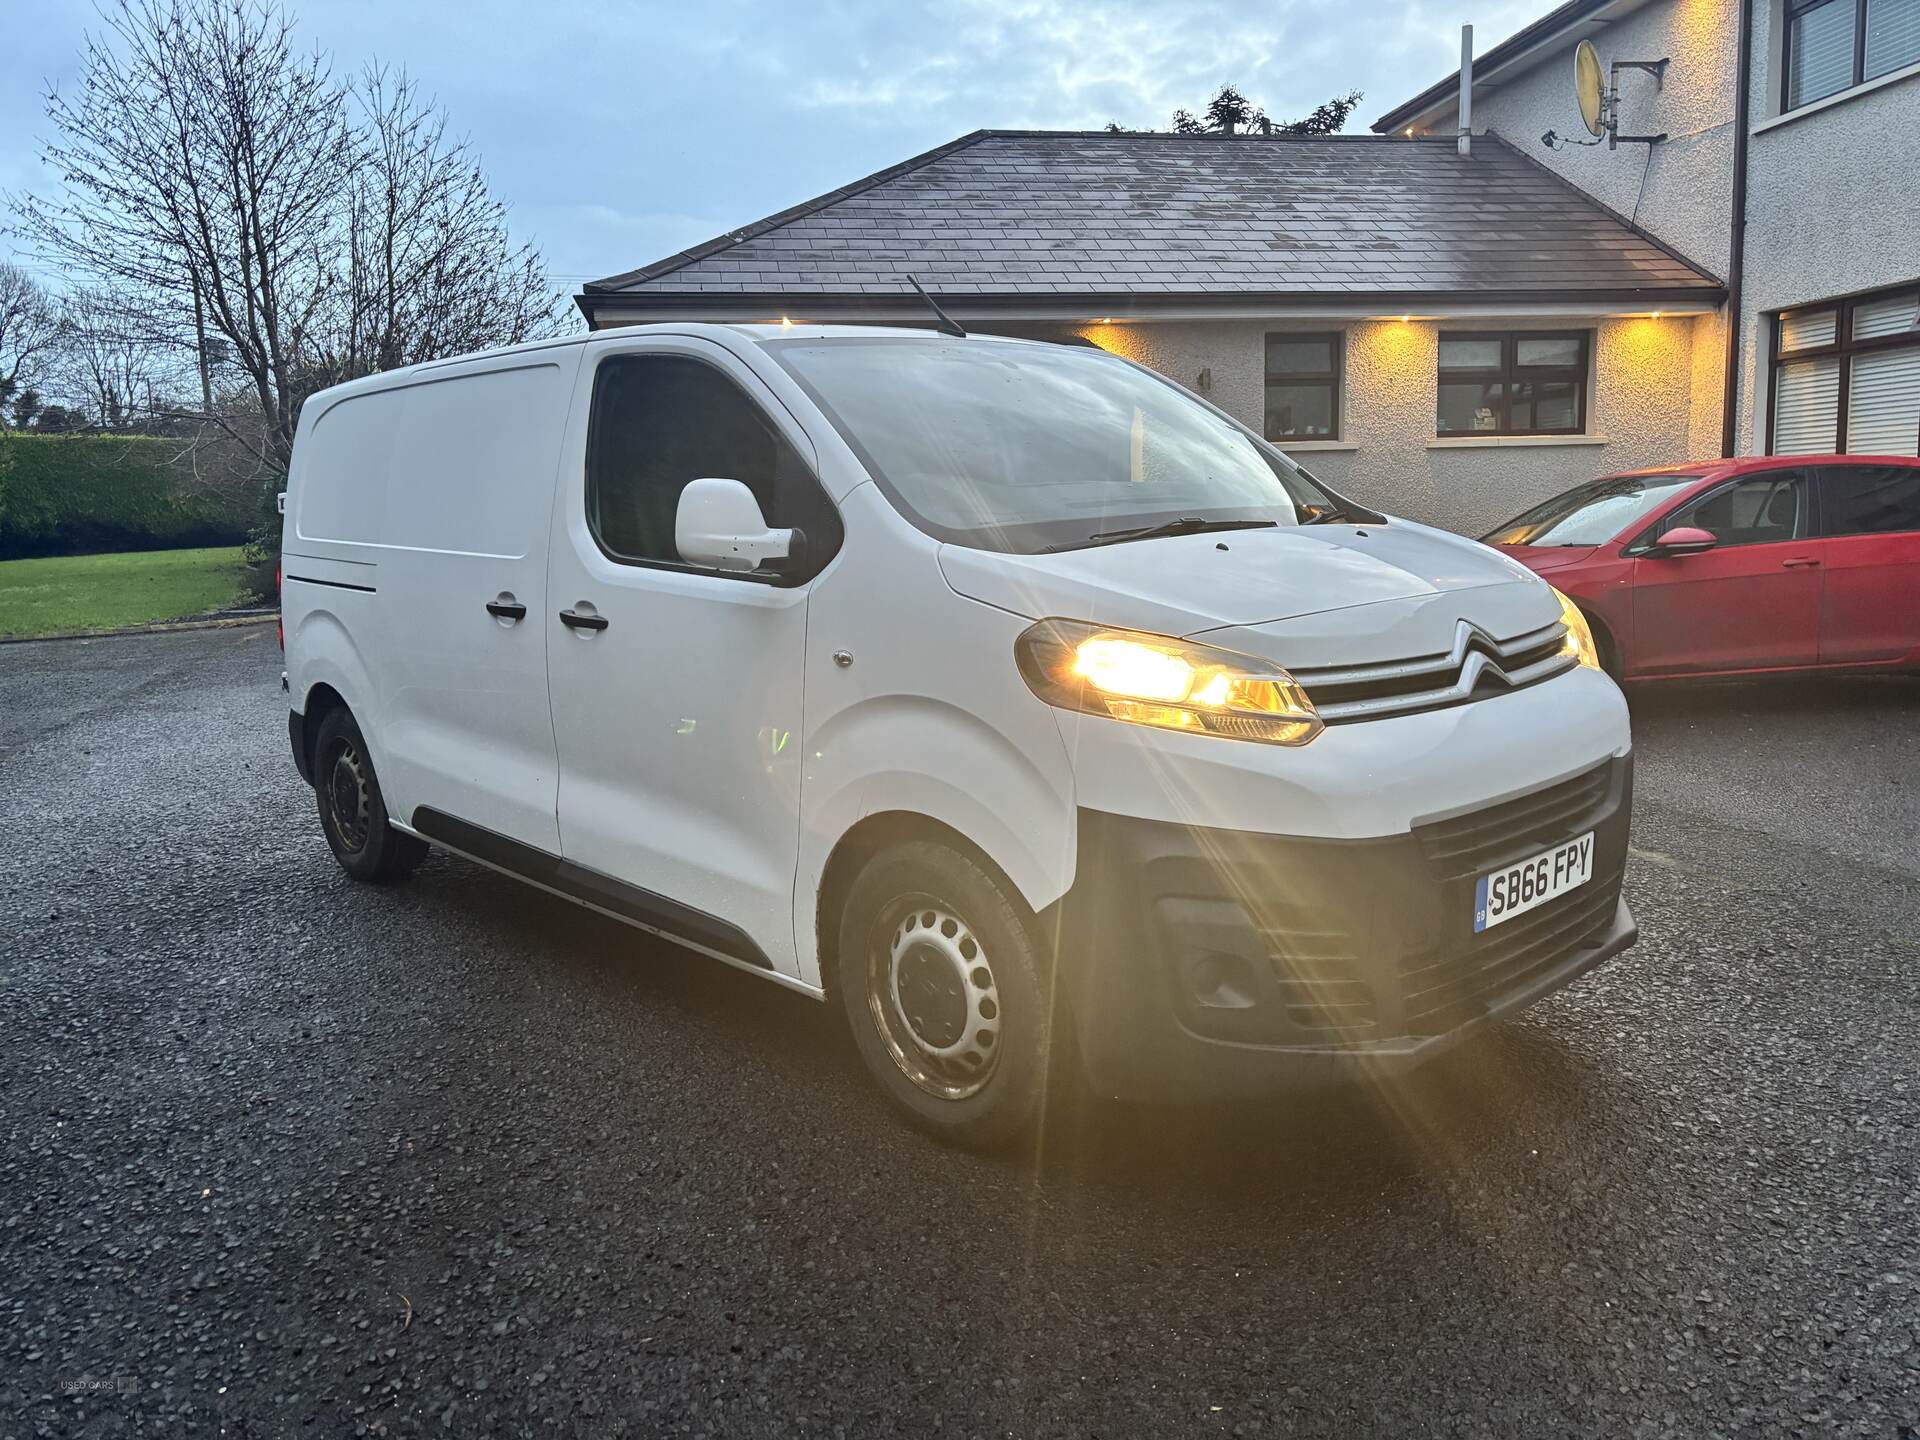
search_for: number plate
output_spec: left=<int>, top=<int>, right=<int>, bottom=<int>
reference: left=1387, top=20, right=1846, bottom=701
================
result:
left=1474, top=832, right=1594, bottom=933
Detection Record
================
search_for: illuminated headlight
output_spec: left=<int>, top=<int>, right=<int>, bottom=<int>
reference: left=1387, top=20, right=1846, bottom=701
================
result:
left=1015, top=619, right=1322, bottom=746
left=1551, top=587, right=1602, bottom=671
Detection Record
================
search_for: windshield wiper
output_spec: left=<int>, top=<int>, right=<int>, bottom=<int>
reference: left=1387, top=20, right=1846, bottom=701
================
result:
left=1302, top=501, right=1386, bottom=526
left=1058, top=517, right=1278, bottom=550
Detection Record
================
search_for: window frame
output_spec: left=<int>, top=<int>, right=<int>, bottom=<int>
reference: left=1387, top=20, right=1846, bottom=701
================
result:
left=1782, top=0, right=1920, bottom=111
left=1767, top=279, right=1920, bottom=456
left=1784, top=0, right=1861, bottom=111
left=1623, top=469, right=1816, bottom=554
left=583, top=348, right=840, bottom=588
left=1435, top=330, right=1590, bottom=438
left=1263, top=331, right=1343, bottom=443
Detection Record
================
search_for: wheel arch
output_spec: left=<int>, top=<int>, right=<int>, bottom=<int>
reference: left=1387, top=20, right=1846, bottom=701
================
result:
left=793, top=691, right=1077, bottom=992
left=286, top=607, right=390, bottom=783
left=296, top=682, right=351, bottom=782
left=1578, top=602, right=1626, bottom=682
left=814, top=811, right=1032, bottom=1006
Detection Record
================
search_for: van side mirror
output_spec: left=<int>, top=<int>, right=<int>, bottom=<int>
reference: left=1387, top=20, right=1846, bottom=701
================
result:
left=675, top=478, right=795, bottom=573
left=1646, top=525, right=1717, bottom=558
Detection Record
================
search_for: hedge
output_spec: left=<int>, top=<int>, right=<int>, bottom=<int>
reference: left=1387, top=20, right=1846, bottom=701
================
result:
left=0, top=433, right=257, bottom=559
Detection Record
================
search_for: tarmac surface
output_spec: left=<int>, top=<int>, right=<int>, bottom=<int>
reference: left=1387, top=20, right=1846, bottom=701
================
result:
left=3, top=626, right=1916, bottom=1436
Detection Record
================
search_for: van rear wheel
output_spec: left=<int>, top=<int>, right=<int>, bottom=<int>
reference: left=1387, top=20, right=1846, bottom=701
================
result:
left=835, top=840, right=1055, bottom=1148
left=313, top=708, right=425, bottom=884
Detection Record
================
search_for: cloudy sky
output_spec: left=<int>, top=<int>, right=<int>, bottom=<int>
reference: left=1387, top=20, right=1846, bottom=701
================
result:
left=2, top=0, right=1545, bottom=296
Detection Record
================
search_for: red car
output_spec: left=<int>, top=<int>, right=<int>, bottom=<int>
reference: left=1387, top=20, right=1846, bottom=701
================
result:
left=1485, top=456, right=1920, bottom=681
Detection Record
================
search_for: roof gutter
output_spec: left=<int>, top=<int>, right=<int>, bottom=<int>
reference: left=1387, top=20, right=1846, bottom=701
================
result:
left=1719, top=0, right=1754, bottom=457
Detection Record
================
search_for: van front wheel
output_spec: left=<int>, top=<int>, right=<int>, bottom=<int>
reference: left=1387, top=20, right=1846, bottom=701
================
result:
left=836, top=840, right=1055, bottom=1148
left=313, top=708, right=426, bottom=884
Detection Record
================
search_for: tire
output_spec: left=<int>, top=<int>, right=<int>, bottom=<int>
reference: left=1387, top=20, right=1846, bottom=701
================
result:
left=312, top=707, right=426, bottom=884
left=834, top=839, right=1057, bottom=1149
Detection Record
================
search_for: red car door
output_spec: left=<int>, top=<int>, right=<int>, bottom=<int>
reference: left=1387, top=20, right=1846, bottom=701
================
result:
left=1813, top=463, right=1920, bottom=665
left=1630, top=470, right=1821, bottom=675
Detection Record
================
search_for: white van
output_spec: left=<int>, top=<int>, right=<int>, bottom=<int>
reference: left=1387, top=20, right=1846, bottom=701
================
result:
left=281, top=323, right=1635, bottom=1145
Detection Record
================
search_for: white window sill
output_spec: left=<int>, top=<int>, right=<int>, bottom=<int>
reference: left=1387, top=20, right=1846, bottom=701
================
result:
left=1428, top=434, right=1609, bottom=449
left=1754, top=59, right=1920, bottom=135
left=1274, top=440, right=1358, bottom=452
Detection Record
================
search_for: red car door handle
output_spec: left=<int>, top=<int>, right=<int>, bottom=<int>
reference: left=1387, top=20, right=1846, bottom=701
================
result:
left=1781, top=557, right=1821, bottom=569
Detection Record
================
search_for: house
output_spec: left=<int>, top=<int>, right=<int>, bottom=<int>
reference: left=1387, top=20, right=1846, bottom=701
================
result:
left=1374, top=0, right=1920, bottom=467
left=577, top=0, right=1919, bottom=530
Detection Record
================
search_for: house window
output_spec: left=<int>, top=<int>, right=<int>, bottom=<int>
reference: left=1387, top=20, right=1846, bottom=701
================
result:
left=1770, top=283, right=1920, bottom=456
left=1436, top=332, right=1588, bottom=436
left=1784, top=0, right=1920, bottom=111
left=1264, top=332, right=1341, bottom=441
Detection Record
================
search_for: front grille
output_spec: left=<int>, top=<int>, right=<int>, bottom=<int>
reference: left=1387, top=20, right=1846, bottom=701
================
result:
left=1413, top=762, right=1614, bottom=882
left=1398, top=877, right=1620, bottom=1035
left=1292, top=619, right=1573, bottom=724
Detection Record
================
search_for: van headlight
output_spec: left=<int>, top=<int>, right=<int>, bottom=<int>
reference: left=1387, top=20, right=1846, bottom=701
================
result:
left=1551, top=588, right=1602, bottom=671
left=1015, top=619, right=1321, bottom=746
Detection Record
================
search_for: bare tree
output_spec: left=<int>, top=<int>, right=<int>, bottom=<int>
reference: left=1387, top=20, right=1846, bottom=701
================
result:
left=339, top=67, right=563, bottom=379
left=57, top=287, right=190, bottom=427
left=0, top=263, right=65, bottom=427
left=13, top=0, right=354, bottom=465
left=12, top=0, right=566, bottom=469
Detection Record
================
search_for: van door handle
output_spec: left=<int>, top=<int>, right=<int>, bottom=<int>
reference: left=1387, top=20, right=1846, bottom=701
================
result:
left=558, top=608, right=609, bottom=631
left=486, top=598, right=527, bottom=621
left=1781, top=557, right=1821, bottom=569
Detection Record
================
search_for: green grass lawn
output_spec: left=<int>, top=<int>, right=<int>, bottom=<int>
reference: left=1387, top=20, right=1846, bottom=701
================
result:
left=0, top=546, right=252, bottom=638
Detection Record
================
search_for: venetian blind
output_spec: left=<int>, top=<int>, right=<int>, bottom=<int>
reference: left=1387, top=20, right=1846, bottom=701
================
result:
left=1847, top=348, right=1920, bottom=455
left=1773, top=356, right=1841, bottom=454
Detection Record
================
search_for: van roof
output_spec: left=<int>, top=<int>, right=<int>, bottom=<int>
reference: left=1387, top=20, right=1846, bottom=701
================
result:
left=311, top=322, right=1023, bottom=402
left=419, top=321, right=1004, bottom=368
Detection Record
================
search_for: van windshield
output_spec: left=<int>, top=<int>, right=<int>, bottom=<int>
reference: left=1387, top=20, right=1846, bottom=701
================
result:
left=767, top=336, right=1340, bottom=553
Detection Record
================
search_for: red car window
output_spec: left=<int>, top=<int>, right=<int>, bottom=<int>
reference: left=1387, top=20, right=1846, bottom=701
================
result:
left=1820, top=465, right=1920, bottom=536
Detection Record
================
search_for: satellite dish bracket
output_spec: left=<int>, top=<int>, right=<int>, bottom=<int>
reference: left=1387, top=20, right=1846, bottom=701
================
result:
left=1605, top=55, right=1671, bottom=150
left=1611, top=57, right=1670, bottom=89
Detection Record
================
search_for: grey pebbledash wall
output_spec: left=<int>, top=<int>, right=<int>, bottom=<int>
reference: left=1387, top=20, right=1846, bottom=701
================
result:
left=1419, top=0, right=1740, bottom=283
left=1736, top=0, right=1920, bottom=452
left=1420, top=0, right=1738, bottom=457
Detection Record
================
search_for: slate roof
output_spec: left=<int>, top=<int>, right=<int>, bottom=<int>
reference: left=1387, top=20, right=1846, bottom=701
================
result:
left=582, top=130, right=1721, bottom=316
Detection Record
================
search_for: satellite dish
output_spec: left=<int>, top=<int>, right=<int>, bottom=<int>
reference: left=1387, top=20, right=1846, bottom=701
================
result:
left=1574, top=40, right=1606, bottom=137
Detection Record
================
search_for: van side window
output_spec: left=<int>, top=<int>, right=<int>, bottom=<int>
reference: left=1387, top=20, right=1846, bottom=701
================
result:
left=586, top=354, right=839, bottom=571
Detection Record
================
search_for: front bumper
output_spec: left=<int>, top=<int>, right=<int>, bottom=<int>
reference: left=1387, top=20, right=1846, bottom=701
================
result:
left=1049, top=755, right=1635, bottom=1101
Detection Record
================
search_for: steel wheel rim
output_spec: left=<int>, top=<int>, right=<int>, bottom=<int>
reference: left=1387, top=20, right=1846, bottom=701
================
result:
left=866, top=893, right=1001, bottom=1101
left=324, top=739, right=373, bottom=853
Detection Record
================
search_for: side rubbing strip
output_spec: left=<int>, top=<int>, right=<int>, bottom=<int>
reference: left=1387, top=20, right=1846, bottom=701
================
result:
left=285, top=574, right=377, bottom=594
left=410, top=806, right=773, bottom=970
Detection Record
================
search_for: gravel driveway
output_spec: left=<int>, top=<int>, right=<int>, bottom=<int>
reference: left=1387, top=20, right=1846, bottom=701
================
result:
left=3, top=627, right=1916, bottom=1437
